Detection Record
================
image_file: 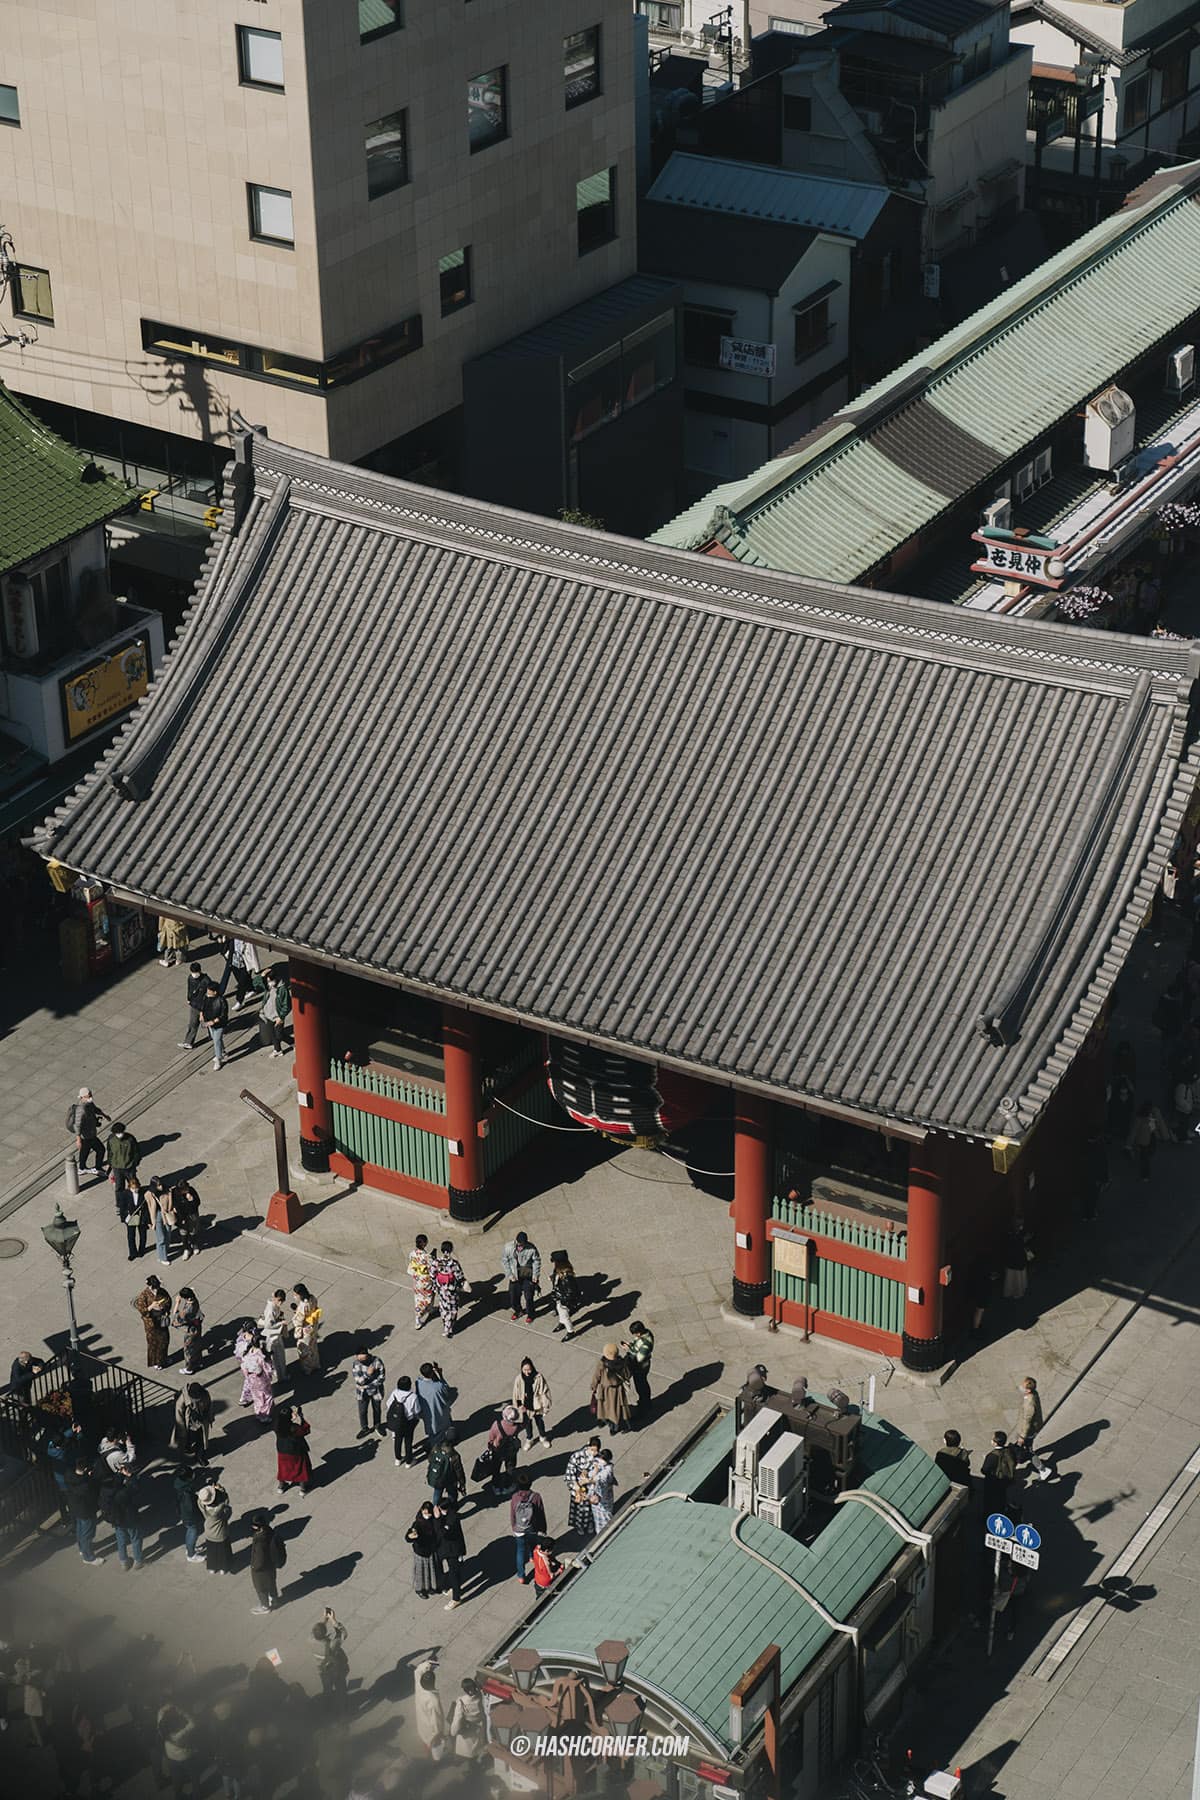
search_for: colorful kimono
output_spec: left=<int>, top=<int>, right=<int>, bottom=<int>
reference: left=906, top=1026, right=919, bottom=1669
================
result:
left=240, top=1344, right=274, bottom=1421
left=589, top=1458, right=616, bottom=1533
left=134, top=1285, right=171, bottom=1369
left=294, top=1302, right=321, bottom=1374
left=432, top=1253, right=465, bottom=1338
left=408, top=1246, right=435, bottom=1329
left=564, top=1446, right=596, bottom=1538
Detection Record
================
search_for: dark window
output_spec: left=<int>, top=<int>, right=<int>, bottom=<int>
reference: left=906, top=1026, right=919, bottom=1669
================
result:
left=359, top=0, right=403, bottom=43
left=237, top=26, right=284, bottom=89
left=248, top=184, right=294, bottom=246
left=567, top=346, right=621, bottom=443
left=794, top=297, right=831, bottom=361
left=565, top=27, right=601, bottom=108
left=439, top=247, right=472, bottom=315
left=0, top=83, right=18, bottom=125
left=683, top=306, right=733, bottom=368
left=782, top=94, right=811, bottom=131
left=565, top=312, right=677, bottom=443
left=576, top=166, right=617, bottom=254
left=12, top=265, right=53, bottom=322
left=469, top=66, right=508, bottom=152
left=141, top=313, right=422, bottom=390
left=1122, top=74, right=1148, bottom=129
left=366, top=109, right=409, bottom=198
left=1160, top=45, right=1189, bottom=108
left=621, top=311, right=676, bottom=408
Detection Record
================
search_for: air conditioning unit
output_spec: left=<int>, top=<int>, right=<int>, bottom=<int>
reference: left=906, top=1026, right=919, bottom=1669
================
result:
left=756, top=1475, right=809, bottom=1534
left=983, top=497, right=1012, bottom=531
left=728, top=1470, right=755, bottom=1513
left=1083, top=385, right=1136, bottom=471
left=756, top=1431, right=807, bottom=1501
left=734, top=1408, right=785, bottom=1480
left=1167, top=344, right=1195, bottom=395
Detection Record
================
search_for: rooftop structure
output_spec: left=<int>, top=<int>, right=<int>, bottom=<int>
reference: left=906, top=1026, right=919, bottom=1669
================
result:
left=0, top=385, right=136, bottom=576
left=31, top=428, right=1200, bottom=1144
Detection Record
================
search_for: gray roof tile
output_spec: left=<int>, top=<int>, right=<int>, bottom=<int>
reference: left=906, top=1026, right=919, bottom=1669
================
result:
left=31, top=436, right=1200, bottom=1140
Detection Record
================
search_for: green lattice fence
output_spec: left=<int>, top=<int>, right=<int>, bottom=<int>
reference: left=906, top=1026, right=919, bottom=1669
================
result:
left=771, top=1199, right=907, bottom=1334
left=329, top=1059, right=446, bottom=1112
left=329, top=1058, right=448, bottom=1183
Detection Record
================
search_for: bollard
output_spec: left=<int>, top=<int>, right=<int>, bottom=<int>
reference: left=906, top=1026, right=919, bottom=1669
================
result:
left=64, top=1156, right=80, bottom=1198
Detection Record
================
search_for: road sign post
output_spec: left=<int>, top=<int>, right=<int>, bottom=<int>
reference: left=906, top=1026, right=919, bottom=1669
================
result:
left=985, top=1514, right=1015, bottom=1659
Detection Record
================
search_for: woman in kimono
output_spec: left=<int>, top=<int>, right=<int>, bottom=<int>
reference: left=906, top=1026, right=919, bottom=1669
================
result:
left=564, top=1437, right=601, bottom=1539
left=238, top=1324, right=275, bottom=1422
left=431, top=1240, right=466, bottom=1339
left=588, top=1447, right=617, bottom=1533
left=291, top=1285, right=322, bottom=1375
left=171, top=1287, right=204, bottom=1375
left=274, top=1402, right=313, bottom=1494
left=408, top=1236, right=435, bottom=1331
left=133, top=1275, right=171, bottom=1369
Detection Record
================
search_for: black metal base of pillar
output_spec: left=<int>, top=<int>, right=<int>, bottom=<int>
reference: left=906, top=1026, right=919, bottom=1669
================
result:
left=731, top=1276, right=771, bottom=1317
left=299, top=1134, right=330, bottom=1174
left=448, top=1183, right=490, bottom=1223
left=901, top=1329, right=946, bottom=1372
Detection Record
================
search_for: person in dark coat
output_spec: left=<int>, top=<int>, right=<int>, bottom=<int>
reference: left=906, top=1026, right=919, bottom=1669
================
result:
left=173, top=1463, right=206, bottom=1563
left=407, top=1501, right=441, bottom=1597
left=65, top=1461, right=105, bottom=1565
left=934, top=1429, right=972, bottom=1486
left=100, top=1463, right=146, bottom=1569
left=433, top=1498, right=467, bottom=1610
left=9, top=1350, right=45, bottom=1397
left=249, top=1511, right=285, bottom=1613
left=981, top=1431, right=1017, bottom=1517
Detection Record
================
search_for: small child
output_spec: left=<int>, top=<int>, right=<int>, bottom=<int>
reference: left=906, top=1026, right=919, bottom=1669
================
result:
left=531, top=1535, right=561, bottom=1591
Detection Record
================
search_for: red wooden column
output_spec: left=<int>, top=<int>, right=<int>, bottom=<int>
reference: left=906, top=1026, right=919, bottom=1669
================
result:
left=444, top=1005, right=489, bottom=1221
left=732, top=1092, right=773, bottom=1316
left=290, top=958, right=332, bottom=1173
left=903, top=1138, right=946, bottom=1370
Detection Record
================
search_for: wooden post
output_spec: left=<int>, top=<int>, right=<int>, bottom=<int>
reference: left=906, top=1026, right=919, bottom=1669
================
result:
left=444, top=1005, right=489, bottom=1220
left=733, top=1094, right=772, bottom=1315
left=903, top=1138, right=946, bottom=1370
left=290, top=958, right=332, bottom=1173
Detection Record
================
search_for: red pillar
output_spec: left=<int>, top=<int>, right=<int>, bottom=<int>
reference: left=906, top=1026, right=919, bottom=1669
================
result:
left=732, top=1092, right=772, bottom=1316
left=290, top=958, right=332, bottom=1173
left=903, top=1138, right=946, bottom=1370
left=444, top=1005, right=488, bottom=1221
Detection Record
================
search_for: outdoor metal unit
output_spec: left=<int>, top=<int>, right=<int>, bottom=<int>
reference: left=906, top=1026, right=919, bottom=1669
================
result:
left=734, top=1407, right=785, bottom=1479
left=728, top=1470, right=755, bottom=1513
left=755, top=1479, right=808, bottom=1534
left=1166, top=344, right=1195, bottom=395
left=755, top=1430, right=806, bottom=1501
left=1083, top=384, right=1136, bottom=471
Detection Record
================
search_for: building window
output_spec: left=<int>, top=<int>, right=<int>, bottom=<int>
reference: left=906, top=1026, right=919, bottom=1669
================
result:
left=468, top=66, right=508, bottom=153
left=637, top=2, right=682, bottom=31
left=565, top=27, right=601, bottom=108
left=566, top=311, right=677, bottom=443
left=237, top=26, right=284, bottom=89
left=1160, top=44, right=1189, bottom=108
left=683, top=306, right=734, bottom=368
left=366, top=110, right=409, bottom=198
left=12, top=265, right=53, bottom=323
left=782, top=94, right=812, bottom=131
left=439, top=247, right=472, bottom=315
left=576, top=167, right=617, bottom=254
left=0, top=83, right=18, bottom=125
left=1122, top=75, right=1148, bottom=130
left=248, top=184, right=294, bottom=246
left=141, top=312, right=423, bottom=390
left=359, top=0, right=403, bottom=43
left=794, top=296, right=831, bottom=361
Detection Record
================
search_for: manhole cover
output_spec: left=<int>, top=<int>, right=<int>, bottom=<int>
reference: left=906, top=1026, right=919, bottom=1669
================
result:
left=0, top=1238, right=26, bottom=1259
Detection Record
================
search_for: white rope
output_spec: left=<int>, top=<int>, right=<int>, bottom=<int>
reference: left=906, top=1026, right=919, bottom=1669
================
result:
left=659, top=1146, right=736, bottom=1178
left=729, top=1510, right=860, bottom=1644
left=489, top=1094, right=594, bottom=1132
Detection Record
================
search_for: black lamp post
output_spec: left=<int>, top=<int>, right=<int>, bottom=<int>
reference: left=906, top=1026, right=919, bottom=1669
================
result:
left=42, top=1204, right=82, bottom=1362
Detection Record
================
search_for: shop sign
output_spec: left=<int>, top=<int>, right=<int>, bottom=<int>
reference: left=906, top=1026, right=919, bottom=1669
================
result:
left=970, top=533, right=1064, bottom=588
left=720, top=337, right=776, bottom=378
left=60, top=635, right=151, bottom=742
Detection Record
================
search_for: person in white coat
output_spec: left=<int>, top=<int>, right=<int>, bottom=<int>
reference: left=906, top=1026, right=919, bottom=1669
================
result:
left=413, top=1656, right=445, bottom=1757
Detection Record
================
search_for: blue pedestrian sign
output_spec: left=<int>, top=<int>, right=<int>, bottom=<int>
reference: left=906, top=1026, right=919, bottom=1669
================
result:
left=986, top=1513, right=1015, bottom=1538
left=1014, top=1524, right=1041, bottom=1552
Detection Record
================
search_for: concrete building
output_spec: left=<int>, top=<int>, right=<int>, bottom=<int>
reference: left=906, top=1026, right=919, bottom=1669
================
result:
left=1012, top=0, right=1200, bottom=231
left=0, top=0, right=637, bottom=478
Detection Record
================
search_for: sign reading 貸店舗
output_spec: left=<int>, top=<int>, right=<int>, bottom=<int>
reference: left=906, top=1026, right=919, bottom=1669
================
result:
left=720, top=337, right=777, bottom=378
left=969, top=533, right=1064, bottom=588
left=60, top=636, right=151, bottom=743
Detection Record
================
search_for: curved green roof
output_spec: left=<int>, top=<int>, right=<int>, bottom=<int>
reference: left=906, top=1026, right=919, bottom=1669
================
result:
left=0, top=383, right=136, bottom=576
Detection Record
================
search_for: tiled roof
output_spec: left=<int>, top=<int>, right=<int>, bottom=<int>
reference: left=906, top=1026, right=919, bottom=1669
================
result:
left=509, top=1405, right=951, bottom=1750
left=30, top=433, right=1200, bottom=1140
left=646, top=152, right=891, bottom=240
left=650, top=163, right=1200, bottom=581
left=0, top=384, right=137, bottom=574
left=639, top=201, right=817, bottom=295
left=829, top=0, right=995, bottom=33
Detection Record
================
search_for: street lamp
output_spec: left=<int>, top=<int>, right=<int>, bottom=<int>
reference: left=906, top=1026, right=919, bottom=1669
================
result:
left=490, top=1703, right=523, bottom=1749
left=509, top=1648, right=543, bottom=1694
left=41, top=1204, right=81, bottom=1360
left=596, top=1640, right=630, bottom=1686
left=604, top=1690, right=643, bottom=1731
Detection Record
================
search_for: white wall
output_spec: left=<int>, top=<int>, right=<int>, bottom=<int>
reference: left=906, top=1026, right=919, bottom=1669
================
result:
left=927, top=47, right=1031, bottom=254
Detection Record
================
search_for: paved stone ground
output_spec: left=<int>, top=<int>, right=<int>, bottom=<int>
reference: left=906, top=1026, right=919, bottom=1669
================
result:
left=0, top=910, right=1198, bottom=1795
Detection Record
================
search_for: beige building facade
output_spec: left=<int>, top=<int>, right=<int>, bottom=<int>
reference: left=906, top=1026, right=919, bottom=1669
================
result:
left=0, top=0, right=637, bottom=463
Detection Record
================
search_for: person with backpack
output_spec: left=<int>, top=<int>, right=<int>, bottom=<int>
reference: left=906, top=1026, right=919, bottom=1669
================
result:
left=67, top=1088, right=108, bottom=1175
left=106, top=1122, right=141, bottom=1205
left=427, top=1426, right=466, bottom=1508
left=258, top=969, right=291, bottom=1056
left=549, top=1251, right=581, bottom=1339
left=502, top=1231, right=541, bottom=1323
left=510, top=1471, right=547, bottom=1583
left=385, top=1374, right=421, bottom=1466
left=934, top=1429, right=972, bottom=1486
left=981, top=1431, right=1017, bottom=1516
left=178, top=962, right=209, bottom=1050
left=249, top=1511, right=286, bottom=1613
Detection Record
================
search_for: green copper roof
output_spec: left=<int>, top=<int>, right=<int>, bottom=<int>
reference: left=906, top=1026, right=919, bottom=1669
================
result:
left=0, top=384, right=137, bottom=576
left=651, top=163, right=1200, bottom=582
left=512, top=1407, right=950, bottom=1750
